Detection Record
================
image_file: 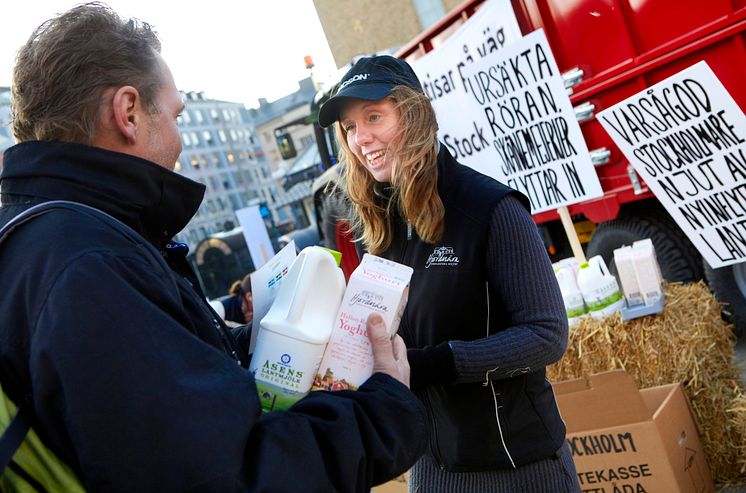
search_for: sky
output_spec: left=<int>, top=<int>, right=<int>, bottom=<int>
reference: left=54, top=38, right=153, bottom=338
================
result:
left=1, top=1, right=340, bottom=109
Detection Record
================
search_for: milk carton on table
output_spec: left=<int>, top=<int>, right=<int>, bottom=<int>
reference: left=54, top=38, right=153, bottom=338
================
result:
left=313, top=254, right=413, bottom=391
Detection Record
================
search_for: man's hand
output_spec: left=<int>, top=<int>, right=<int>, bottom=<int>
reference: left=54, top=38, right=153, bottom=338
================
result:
left=367, top=314, right=411, bottom=388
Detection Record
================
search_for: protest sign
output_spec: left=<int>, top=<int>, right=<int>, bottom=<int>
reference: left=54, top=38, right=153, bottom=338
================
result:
left=411, top=0, right=522, bottom=124
left=236, top=205, right=275, bottom=269
left=597, top=62, right=746, bottom=268
left=426, top=28, right=601, bottom=213
left=249, top=241, right=297, bottom=352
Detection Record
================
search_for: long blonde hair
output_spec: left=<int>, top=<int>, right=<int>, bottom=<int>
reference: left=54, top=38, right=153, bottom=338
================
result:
left=336, top=86, right=444, bottom=254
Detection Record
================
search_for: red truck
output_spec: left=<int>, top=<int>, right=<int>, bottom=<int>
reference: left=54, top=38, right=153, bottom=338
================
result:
left=278, top=0, right=746, bottom=334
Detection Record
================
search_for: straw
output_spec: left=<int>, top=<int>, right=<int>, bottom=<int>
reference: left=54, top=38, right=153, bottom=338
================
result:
left=547, top=281, right=746, bottom=484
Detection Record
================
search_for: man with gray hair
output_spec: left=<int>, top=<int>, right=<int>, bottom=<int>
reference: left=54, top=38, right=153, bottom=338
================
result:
left=0, top=3, right=426, bottom=491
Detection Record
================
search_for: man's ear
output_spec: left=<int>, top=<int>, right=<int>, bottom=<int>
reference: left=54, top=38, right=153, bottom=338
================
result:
left=111, top=86, right=141, bottom=144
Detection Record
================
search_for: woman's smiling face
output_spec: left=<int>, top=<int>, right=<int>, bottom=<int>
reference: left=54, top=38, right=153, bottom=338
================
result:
left=340, top=98, right=401, bottom=183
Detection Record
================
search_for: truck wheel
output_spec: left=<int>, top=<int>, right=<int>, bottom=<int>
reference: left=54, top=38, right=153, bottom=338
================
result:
left=703, top=262, right=746, bottom=337
left=586, top=209, right=704, bottom=283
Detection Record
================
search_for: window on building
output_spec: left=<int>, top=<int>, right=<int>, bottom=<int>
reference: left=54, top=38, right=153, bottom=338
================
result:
left=209, top=176, right=220, bottom=191
left=211, top=152, right=223, bottom=168
left=261, top=167, right=269, bottom=179
left=222, top=109, right=232, bottom=121
left=190, top=155, right=200, bottom=169
left=174, top=161, right=182, bottom=172
left=194, top=110, right=204, bottom=124
left=181, top=133, right=191, bottom=147
left=202, top=130, right=214, bottom=146
left=190, top=131, right=200, bottom=147
left=210, top=109, right=220, bottom=122
left=226, top=152, right=235, bottom=163
left=229, top=129, right=238, bottom=142
left=218, top=130, right=227, bottom=143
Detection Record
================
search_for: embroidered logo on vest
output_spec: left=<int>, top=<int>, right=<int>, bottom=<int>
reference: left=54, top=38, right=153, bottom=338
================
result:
left=425, top=246, right=459, bottom=269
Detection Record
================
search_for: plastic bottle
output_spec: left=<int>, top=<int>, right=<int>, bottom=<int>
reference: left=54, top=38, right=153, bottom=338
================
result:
left=249, top=246, right=346, bottom=412
left=576, top=255, right=625, bottom=320
left=554, top=265, right=587, bottom=326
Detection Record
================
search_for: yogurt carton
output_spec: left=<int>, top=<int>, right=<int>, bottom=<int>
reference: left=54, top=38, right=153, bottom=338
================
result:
left=312, top=254, right=413, bottom=391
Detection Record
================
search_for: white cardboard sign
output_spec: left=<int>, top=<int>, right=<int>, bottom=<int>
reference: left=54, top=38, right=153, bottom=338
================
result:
left=235, top=205, right=275, bottom=269
left=597, top=62, right=746, bottom=268
left=411, top=0, right=522, bottom=136
left=435, top=29, right=602, bottom=213
left=249, top=241, right=297, bottom=352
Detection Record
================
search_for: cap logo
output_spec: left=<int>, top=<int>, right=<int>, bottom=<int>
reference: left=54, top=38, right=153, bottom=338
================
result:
left=339, top=73, right=369, bottom=89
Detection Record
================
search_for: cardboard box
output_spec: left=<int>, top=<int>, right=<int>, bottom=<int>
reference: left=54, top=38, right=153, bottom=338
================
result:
left=554, top=370, right=714, bottom=493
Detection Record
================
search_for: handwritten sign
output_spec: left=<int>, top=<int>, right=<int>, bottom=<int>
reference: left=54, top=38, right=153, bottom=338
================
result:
left=416, top=27, right=601, bottom=213
left=597, top=62, right=746, bottom=268
left=411, top=0, right=522, bottom=128
left=249, top=241, right=297, bottom=352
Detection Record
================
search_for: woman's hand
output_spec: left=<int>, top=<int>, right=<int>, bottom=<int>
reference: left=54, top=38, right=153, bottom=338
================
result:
left=367, top=314, right=411, bottom=388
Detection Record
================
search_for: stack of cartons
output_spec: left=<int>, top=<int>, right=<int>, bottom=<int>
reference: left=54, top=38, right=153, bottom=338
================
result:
left=614, top=239, right=665, bottom=320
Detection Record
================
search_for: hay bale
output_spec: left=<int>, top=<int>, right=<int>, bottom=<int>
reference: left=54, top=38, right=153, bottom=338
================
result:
left=547, top=281, right=746, bottom=484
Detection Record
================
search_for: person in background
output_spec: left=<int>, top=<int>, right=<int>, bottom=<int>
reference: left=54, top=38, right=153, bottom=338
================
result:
left=221, top=274, right=253, bottom=325
left=0, top=7, right=426, bottom=492
left=318, top=55, right=581, bottom=493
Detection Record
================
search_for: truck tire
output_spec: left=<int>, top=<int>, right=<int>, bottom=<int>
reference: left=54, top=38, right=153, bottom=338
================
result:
left=703, top=262, right=746, bottom=337
left=586, top=208, right=704, bottom=283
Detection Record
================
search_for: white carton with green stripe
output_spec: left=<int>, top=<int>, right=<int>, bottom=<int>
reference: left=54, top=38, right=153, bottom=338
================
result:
left=577, top=255, right=625, bottom=320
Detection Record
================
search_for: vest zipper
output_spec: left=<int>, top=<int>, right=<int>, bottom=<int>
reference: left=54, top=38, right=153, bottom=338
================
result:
left=489, top=380, right=516, bottom=468
left=399, top=222, right=446, bottom=465
left=396, top=222, right=414, bottom=341
left=485, top=281, right=516, bottom=468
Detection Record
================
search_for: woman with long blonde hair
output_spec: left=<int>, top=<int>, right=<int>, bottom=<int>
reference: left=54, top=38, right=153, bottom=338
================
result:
left=319, top=55, right=580, bottom=493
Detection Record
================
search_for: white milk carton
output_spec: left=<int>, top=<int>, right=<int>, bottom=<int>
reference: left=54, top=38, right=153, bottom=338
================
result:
left=577, top=255, right=625, bottom=319
left=614, top=245, right=644, bottom=307
left=249, top=247, right=346, bottom=412
left=312, top=254, right=413, bottom=391
left=632, top=239, right=664, bottom=305
left=553, top=257, right=581, bottom=276
left=554, top=265, right=587, bottom=327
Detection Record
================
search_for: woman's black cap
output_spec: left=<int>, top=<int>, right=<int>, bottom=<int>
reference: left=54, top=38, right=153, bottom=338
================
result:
left=318, top=55, right=423, bottom=128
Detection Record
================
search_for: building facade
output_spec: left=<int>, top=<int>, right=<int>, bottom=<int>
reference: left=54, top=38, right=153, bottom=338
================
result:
left=249, top=78, right=318, bottom=229
left=313, top=0, right=462, bottom=67
left=172, top=91, right=278, bottom=250
left=0, top=87, right=13, bottom=170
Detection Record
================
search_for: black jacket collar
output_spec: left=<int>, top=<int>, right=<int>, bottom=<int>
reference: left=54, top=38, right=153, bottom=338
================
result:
left=0, top=141, right=205, bottom=249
